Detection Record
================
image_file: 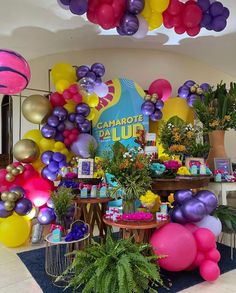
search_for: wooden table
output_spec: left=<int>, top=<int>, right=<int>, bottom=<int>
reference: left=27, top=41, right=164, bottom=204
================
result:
left=74, top=197, right=113, bottom=237
left=103, top=217, right=168, bottom=243
left=151, top=176, right=212, bottom=197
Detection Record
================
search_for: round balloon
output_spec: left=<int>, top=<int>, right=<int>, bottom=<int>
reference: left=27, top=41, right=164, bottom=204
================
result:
left=195, top=215, right=222, bottom=237
left=37, top=207, right=56, bottom=225
left=0, top=213, right=31, bottom=247
left=181, top=198, right=207, bottom=222
left=174, top=190, right=193, bottom=204
left=13, top=139, right=40, bottom=163
left=196, top=190, right=218, bottom=214
left=71, top=133, right=98, bottom=158
left=0, top=201, right=13, bottom=218
left=15, top=198, right=33, bottom=216
left=22, top=95, right=52, bottom=124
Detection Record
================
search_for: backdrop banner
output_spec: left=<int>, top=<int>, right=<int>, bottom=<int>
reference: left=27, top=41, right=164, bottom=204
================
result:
left=93, top=78, right=149, bottom=155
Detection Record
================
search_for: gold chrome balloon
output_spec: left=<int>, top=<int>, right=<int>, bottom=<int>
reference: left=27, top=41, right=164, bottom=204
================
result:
left=11, top=168, right=20, bottom=176
left=4, top=201, right=15, bottom=211
left=13, top=139, right=40, bottom=163
left=16, top=165, right=25, bottom=173
left=22, top=94, right=52, bottom=124
left=6, top=165, right=14, bottom=172
left=1, top=192, right=9, bottom=201
left=7, top=192, right=18, bottom=202
left=5, top=173, right=15, bottom=182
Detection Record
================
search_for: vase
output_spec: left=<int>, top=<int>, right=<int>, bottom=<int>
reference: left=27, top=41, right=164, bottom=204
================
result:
left=206, top=130, right=227, bottom=171
left=122, top=199, right=136, bottom=214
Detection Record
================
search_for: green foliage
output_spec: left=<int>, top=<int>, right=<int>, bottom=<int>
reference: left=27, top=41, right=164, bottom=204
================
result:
left=102, top=142, right=152, bottom=200
left=58, top=231, right=164, bottom=293
left=188, top=142, right=210, bottom=158
left=88, top=140, right=97, bottom=159
left=51, top=186, right=74, bottom=226
left=213, top=205, right=236, bottom=233
left=193, top=82, right=236, bottom=131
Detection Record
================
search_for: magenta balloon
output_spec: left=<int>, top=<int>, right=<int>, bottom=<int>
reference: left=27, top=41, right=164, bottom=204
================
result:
left=171, top=207, right=187, bottom=224
left=174, top=189, right=193, bottom=204
left=71, top=133, right=97, bottom=158
left=15, top=198, right=32, bottom=216
left=182, top=198, right=207, bottom=222
left=195, top=190, right=218, bottom=214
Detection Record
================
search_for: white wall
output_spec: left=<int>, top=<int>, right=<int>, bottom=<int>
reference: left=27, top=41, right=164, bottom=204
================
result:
left=7, top=48, right=236, bottom=160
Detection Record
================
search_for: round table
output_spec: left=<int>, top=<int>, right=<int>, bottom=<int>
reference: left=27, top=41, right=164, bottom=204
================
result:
left=103, top=217, right=168, bottom=243
left=151, top=176, right=212, bottom=197
left=74, top=197, right=113, bottom=237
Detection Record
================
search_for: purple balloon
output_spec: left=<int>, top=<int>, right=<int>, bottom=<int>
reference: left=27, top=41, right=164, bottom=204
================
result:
left=41, top=124, right=56, bottom=138
left=95, top=77, right=102, bottom=86
left=222, top=7, right=230, bottom=19
left=119, top=14, right=139, bottom=35
left=79, top=119, right=91, bottom=133
left=59, top=160, right=68, bottom=169
left=184, top=80, right=195, bottom=87
left=53, top=106, right=68, bottom=121
left=200, top=83, right=210, bottom=92
left=209, top=1, right=224, bottom=17
left=91, top=63, right=105, bottom=77
left=71, top=133, right=97, bottom=158
left=37, top=207, right=56, bottom=225
left=171, top=207, right=187, bottom=224
left=150, top=110, right=163, bottom=121
left=76, top=103, right=90, bottom=116
left=75, top=114, right=85, bottom=124
left=178, top=85, right=190, bottom=98
left=69, top=113, right=76, bottom=122
left=116, top=26, right=127, bottom=36
left=197, top=0, right=210, bottom=12
left=60, top=0, right=70, bottom=4
left=53, top=152, right=65, bottom=162
left=64, top=120, right=74, bottom=130
left=9, top=186, right=25, bottom=197
left=0, top=201, right=13, bottom=218
left=212, top=15, right=227, bottom=32
left=141, top=101, right=155, bottom=116
left=47, top=198, right=54, bottom=209
left=205, top=23, right=213, bottom=30
left=155, top=99, right=164, bottom=110
left=48, top=161, right=59, bottom=173
left=182, top=198, right=207, bottom=222
left=15, top=198, right=32, bottom=216
left=47, top=115, right=59, bottom=127
left=187, top=94, right=199, bottom=107
left=57, top=122, right=65, bottom=132
left=76, top=65, right=90, bottom=79
left=79, top=77, right=95, bottom=93
left=127, top=0, right=144, bottom=15
left=57, top=0, right=70, bottom=10
left=69, top=0, right=88, bottom=15
left=86, top=71, right=97, bottom=82
left=41, top=151, right=54, bottom=165
left=41, top=167, right=58, bottom=181
left=54, top=131, right=64, bottom=142
left=174, top=190, right=193, bottom=204
left=201, top=13, right=212, bottom=27
left=195, top=190, right=218, bottom=214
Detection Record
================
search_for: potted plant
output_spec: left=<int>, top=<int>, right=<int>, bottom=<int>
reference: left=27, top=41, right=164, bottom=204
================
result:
left=102, top=142, right=152, bottom=213
left=193, top=82, right=236, bottom=169
left=51, top=186, right=75, bottom=230
left=58, top=232, right=164, bottom=293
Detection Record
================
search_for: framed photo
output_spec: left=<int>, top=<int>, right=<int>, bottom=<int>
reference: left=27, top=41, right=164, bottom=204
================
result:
left=214, top=158, right=232, bottom=175
left=185, top=157, right=205, bottom=169
left=78, top=159, right=94, bottom=178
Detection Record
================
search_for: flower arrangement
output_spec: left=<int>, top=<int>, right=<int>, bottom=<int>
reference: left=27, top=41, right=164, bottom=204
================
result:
left=140, top=190, right=161, bottom=210
left=164, top=160, right=182, bottom=170
left=102, top=142, right=152, bottom=201
left=121, top=212, right=153, bottom=222
left=193, top=82, right=236, bottom=131
left=177, top=166, right=191, bottom=176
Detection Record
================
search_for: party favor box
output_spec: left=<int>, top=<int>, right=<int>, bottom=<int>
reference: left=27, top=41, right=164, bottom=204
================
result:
left=78, top=159, right=94, bottom=178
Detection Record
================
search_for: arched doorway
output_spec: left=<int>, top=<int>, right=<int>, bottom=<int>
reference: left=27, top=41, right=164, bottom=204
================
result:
left=1, top=95, right=13, bottom=167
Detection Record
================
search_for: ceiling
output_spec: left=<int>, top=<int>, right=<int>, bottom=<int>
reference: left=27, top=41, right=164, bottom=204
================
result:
left=1, top=0, right=236, bottom=77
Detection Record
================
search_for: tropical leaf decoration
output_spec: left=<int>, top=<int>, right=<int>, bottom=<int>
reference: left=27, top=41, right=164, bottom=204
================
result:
left=213, top=205, right=236, bottom=233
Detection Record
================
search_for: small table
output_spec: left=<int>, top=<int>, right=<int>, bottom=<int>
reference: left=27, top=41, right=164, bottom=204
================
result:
left=74, top=197, right=113, bottom=237
left=103, top=217, right=168, bottom=243
left=208, top=182, right=236, bottom=205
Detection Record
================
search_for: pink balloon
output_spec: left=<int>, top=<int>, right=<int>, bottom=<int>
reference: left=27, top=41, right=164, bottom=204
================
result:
left=184, top=223, right=198, bottom=233
left=50, top=92, right=66, bottom=107
left=192, top=251, right=205, bottom=267
left=182, top=3, right=203, bottom=28
left=148, top=79, right=172, bottom=102
left=150, top=223, right=197, bottom=271
left=63, top=89, right=73, bottom=100
left=187, top=26, right=201, bottom=37
left=163, top=11, right=174, bottom=28
left=200, top=260, right=220, bottom=282
left=194, top=228, right=216, bottom=252
left=205, top=248, right=221, bottom=263
left=175, top=25, right=186, bottom=34
left=0, top=169, right=11, bottom=192
left=167, top=0, right=183, bottom=16
left=73, top=93, right=83, bottom=103
left=69, top=83, right=79, bottom=94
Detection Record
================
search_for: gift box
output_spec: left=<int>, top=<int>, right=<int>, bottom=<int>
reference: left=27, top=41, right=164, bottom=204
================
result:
left=156, top=212, right=168, bottom=222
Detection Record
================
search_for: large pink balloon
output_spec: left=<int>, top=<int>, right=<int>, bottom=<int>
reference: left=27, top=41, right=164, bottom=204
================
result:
left=148, top=79, right=172, bottom=102
left=193, top=228, right=216, bottom=252
left=150, top=223, right=197, bottom=271
left=200, top=260, right=220, bottom=282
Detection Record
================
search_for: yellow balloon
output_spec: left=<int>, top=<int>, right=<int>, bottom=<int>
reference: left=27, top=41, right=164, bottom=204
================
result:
left=58, top=148, right=69, bottom=157
left=23, top=130, right=43, bottom=144
left=54, top=141, right=65, bottom=151
left=148, top=12, right=163, bottom=31
left=0, top=214, right=31, bottom=248
left=24, top=206, right=37, bottom=220
left=55, top=80, right=70, bottom=94
left=32, top=158, right=44, bottom=172
left=150, top=0, right=170, bottom=13
left=64, top=99, right=76, bottom=113
left=84, top=94, right=99, bottom=108
left=86, top=108, right=95, bottom=121
left=39, top=138, right=55, bottom=152
left=141, top=0, right=152, bottom=20
left=13, top=139, right=40, bottom=163
left=51, top=63, right=76, bottom=85
left=22, top=95, right=52, bottom=124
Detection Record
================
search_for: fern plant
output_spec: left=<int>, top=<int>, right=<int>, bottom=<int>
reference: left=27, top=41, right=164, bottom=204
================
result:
left=58, top=231, right=164, bottom=293
left=51, top=186, right=74, bottom=228
left=213, top=205, right=236, bottom=233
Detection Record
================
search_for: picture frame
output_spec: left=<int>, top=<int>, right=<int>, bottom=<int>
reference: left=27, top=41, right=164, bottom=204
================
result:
left=185, top=157, right=205, bottom=169
left=214, top=158, right=232, bottom=175
left=78, top=159, right=94, bottom=178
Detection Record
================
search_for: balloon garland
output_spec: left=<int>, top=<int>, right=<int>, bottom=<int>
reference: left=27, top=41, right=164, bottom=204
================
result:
left=57, top=0, right=230, bottom=37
